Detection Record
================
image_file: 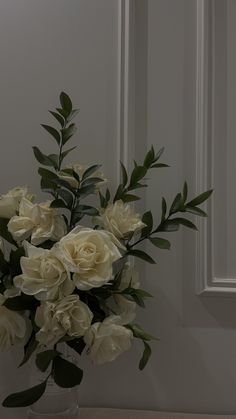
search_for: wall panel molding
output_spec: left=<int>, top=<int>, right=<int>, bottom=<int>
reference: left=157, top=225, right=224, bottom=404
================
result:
left=195, top=0, right=236, bottom=296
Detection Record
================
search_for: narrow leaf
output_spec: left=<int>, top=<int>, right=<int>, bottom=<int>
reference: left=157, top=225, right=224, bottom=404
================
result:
left=130, top=166, right=147, bottom=187
left=126, top=323, right=157, bottom=341
left=49, top=111, right=64, bottom=127
left=139, top=341, right=152, bottom=370
left=33, top=147, right=57, bottom=169
left=173, top=217, right=198, bottom=230
left=82, top=164, right=102, bottom=180
left=183, top=181, right=188, bottom=202
left=159, top=220, right=180, bottom=232
left=61, top=146, right=77, bottom=160
left=187, top=189, right=213, bottom=207
left=2, top=381, right=47, bottom=408
left=149, top=237, right=171, bottom=249
left=41, top=124, right=60, bottom=145
left=122, top=194, right=140, bottom=203
left=161, top=197, right=167, bottom=221
left=127, top=249, right=156, bottom=264
left=19, top=334, right=38, bottom=367
left=151, top=163, right=169, bottom=168
left=141, top=211, right=153, bottom=237
left=143, top=146, right=155, bottom=168
left=120, top=161, right=128, bottom=186
left=185, top=206, right=207, bottom=217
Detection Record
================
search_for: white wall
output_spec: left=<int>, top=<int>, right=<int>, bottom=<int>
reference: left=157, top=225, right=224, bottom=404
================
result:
left=1, top=1, right=236, bottom=418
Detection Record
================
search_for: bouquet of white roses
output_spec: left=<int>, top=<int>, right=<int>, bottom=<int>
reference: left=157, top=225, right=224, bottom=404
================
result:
left=0, top=93, right=212, bottom=408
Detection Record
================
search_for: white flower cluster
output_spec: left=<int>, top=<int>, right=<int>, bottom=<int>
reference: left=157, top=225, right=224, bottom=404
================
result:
left=0, top=184, right=145, bottom=364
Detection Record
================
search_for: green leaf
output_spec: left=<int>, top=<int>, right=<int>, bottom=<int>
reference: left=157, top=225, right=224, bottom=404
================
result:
left=48, top=154, right=59, bottom=169
left=159, top=219, right=180, bottom=232
left=61, top=124, right=77, bottom=145
left=61, top=146, right=77, bottom=160
left=173, top=217, right=198, bottom=230
left=33, top=147, right=58, bottom=169
left=10, top=247, right=25, bottom=275
left=50, top=199, right=68, bottom=209
left=126, top=323, right=156, bottom=341
left=2, top=381, right=47, bottom=408
left=56, top=107, right=68, bottom=119
left=187, top=189, right=213, bottom=207
left=149, top=237, right=171, bottom=249
left=130, top=166, right=147, bottom=187
left=122, top=194, right=140, bottom=203
left=0, top=249, right=9, bottom=274
left=19, top=334, right=38, bottom=367
left=78, top=184, right=96, bottom=197
left=72, top=170, right=80, bottom=184
left=82, top=164, right=102, bottom=180
left=185, top=206, right=207, bottom=217
left=51, top=178, right=75, bottom=193
left=139, top=341, right=152, bottom=370
left=4, top=295, right=36, bottom=311
left=169, top=193, right=183, bottom=215
left=143, top=146, right=155, bottom=168
left=127, top=249, right=156, bottom=264
left=120, top=161, right=128, bottom=186
left=81, top=177, right=103, bottom=187
left=36, top=350, right=60, bottom=373
left=60, top=92, right=72, bottom=115
left=0, top=218, right=16, bottom=246
left=66, top=338, right=86, bottom=355
left=113, top=184, right=124, bottom=202
left=38, top=167, right=58, bottom=180
left=183, top=181, right=188, bottom=202
left=141, top=211, right=153, bottom=237
left=49, top=111, right=65, bottom=127
left=151, top=163, right=169, bottom=168
left=41, top=124, right=61, bottom=145
left=67, top=109, right=80, bottom=122
left=105, top=188, right=110, bottom=203
left=154, top=146, right=164, bottom=162
left=75, top=205, right=99, bottom=216
left=122, top=288, right=152, bottom=308
left=161, top=197, right=167, bottom=221
left=56, top=189, right=74, bottom=208
left=52, top=356, right=83, bottom=388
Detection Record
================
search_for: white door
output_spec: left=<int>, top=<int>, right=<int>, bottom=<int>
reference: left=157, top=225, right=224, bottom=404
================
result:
left=0, top=1, right=235, bottom=418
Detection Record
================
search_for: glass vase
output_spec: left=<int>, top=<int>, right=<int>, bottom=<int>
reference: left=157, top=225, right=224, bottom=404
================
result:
left=27, top=345, right=79, bottom=419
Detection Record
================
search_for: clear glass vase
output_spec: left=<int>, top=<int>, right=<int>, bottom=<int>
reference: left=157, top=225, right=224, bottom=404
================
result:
left=27, top=345, right=79, bottom=419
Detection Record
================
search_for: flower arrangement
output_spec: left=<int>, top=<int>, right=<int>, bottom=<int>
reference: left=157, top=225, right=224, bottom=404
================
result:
left=0, top=93, right=212, bottom=408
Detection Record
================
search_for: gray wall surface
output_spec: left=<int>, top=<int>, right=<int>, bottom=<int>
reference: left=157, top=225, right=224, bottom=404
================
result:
left=0, top=1, right=235, bottom=418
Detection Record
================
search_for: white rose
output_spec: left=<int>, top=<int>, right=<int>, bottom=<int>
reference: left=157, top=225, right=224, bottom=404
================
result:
left=95, top=200, right=146, bottom=239
left=54, top=226, right=124, bottom=290
left=59, top=163, right=107, bottom=189
left=0, top=305, right=26, bottom=351
left=0, top=186, right=31, bottom=219
left=14, top=242, right=74, bottom=301
left=35, top=294, right=93, bottom=347
left=8, top=198, right=67, bottom=245
left=84, top=315, right=133, bottom=365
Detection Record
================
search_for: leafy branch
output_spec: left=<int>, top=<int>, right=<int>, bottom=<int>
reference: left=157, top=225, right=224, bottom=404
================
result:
left=125, top=182, right=213, bottom=263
